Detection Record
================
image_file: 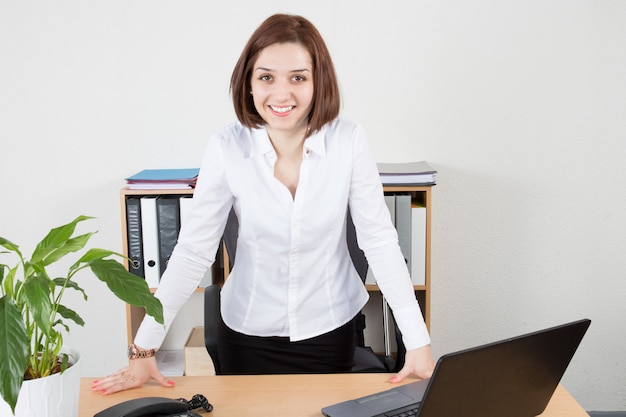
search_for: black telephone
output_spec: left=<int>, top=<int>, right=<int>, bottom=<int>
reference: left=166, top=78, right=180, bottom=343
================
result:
left=94, top=396, right=202, bottom=417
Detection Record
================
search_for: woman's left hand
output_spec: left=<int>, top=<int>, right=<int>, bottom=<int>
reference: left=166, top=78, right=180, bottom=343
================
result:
left=389, top=345, right=436, bottom=382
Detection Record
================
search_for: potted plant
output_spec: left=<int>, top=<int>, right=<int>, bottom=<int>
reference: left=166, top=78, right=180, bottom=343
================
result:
left=0, top=215, right=164, bottom=416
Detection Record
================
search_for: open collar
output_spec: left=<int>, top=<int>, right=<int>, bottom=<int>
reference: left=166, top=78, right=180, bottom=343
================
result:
left=248, top=125, right=327, bottom=159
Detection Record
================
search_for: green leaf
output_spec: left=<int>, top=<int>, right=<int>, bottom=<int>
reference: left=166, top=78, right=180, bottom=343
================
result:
left=0, top=237, right=21, bottom=256
left=56, top=303, right=85, bottom=327
left=0, top=237, right=21, bottom=297
left=53, top=277, right=88, bottom=301
left=1, top=264, right=18, bottom=298
left=75, top=247, right=119, bottom=264
left=22, top=273, right=53, bottom=336
left=52, top=318, right=70, bottom=333
left=31, top=216, right=93, bottom=264
left=89, top=259, right=164, bottom=325
left=0, top=297, right=29, bottom=414
left=59, top=353, right=69, bottom=373
left=41, top=232, right=95, bottom=266
left=68, top=247, right=120, bottom=276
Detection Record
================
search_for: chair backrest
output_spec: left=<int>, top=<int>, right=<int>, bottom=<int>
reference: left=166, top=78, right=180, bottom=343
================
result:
left=346, top=209, right=406, bottom=373
left=203, top=207, right=405, bottom=374
left=203, top=284, right=221, bottom=374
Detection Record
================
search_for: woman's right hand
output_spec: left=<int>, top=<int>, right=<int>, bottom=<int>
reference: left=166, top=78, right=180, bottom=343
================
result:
left=90, top=357, right=175, bottom=395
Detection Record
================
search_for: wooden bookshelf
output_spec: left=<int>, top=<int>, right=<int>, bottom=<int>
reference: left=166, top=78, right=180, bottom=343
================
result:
left=120, top=185, right=433, bottom=343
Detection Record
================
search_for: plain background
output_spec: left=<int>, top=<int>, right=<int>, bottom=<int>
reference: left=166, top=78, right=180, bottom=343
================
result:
left=1, top=0, right=624, bottom=411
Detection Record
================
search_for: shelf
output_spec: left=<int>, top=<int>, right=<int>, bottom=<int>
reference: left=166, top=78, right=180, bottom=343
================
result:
left=120, top=184, right=433, bottom=342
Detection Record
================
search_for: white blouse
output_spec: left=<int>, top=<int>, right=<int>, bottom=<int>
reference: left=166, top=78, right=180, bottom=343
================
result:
left=134, top=118, right=430, bottom=351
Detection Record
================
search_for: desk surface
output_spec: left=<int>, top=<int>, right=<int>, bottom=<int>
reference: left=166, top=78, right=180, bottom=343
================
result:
left=80, top=374, right=589, bottom=417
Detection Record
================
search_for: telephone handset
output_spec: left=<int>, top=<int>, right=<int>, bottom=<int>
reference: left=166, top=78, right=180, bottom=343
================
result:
left=94, top=396, right=202, bottom=417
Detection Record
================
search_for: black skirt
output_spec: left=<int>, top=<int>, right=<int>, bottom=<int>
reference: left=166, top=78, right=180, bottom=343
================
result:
left=217, top=316, right=357, bottom=374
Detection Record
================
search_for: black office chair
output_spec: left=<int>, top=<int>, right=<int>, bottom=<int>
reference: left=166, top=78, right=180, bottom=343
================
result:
left=346, top=210, right=405, bottom=373
left=204, top=208, right=405, bottom=375
left=203, top=284, right=222, bottom=374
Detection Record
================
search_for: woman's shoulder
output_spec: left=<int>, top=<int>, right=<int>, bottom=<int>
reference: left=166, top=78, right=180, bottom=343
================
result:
left=205, top=121, right=258, bottom=152
left=321, top=118, right=367, bottom=142
left=212, top=121, right=253, bottom=141
left=322, top=118, right=368, bottom=146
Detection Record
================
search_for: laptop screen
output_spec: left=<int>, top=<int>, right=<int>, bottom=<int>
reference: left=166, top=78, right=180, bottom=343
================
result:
left=322, top=319, right=591, bottom=417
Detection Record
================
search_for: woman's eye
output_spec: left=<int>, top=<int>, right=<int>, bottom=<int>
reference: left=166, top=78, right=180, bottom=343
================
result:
left=293, top=75, right=306, bottom=82
left=259, top=75, right=272, bottom=81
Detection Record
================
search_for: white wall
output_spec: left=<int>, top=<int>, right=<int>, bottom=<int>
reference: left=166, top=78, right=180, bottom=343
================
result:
left=1, top=0, right=624, bottom=411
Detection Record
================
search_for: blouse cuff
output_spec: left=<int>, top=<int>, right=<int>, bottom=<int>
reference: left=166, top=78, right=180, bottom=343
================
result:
left=393, top=303, right=431, bottom=351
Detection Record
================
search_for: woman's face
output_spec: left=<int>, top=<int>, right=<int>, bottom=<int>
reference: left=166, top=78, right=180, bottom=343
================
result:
left=250, top=42, right=314, bottom=138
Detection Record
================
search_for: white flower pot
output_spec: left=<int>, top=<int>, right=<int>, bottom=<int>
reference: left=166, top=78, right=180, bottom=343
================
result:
left=0, top=347, right=81, bottom=417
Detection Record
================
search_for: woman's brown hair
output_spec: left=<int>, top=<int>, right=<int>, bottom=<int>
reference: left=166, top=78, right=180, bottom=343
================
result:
left=230, top=14, right=340, bottom=136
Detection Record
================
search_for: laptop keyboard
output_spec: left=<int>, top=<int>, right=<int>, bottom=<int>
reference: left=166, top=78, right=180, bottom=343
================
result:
left=374, top=402, right=421, bottom=417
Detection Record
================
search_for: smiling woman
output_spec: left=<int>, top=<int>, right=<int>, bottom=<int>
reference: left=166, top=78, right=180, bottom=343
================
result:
left=91, top=13, right=434, bottom=396
left=230, top=14, right=341, bottom=136
left=250, top=42, right=315, bottom=196
left=250, top=43, right=314, bottom=142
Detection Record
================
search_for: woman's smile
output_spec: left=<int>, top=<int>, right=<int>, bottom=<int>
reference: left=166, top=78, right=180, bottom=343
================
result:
left=250, top=42, right=314, bottom=138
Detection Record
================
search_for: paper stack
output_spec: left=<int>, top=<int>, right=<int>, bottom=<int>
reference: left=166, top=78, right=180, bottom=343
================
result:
left=377, top=161, right=436, bottom=185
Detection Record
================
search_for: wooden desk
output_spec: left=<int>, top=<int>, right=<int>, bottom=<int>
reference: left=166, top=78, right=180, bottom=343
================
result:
left=80, top=374, right=589, bottom=417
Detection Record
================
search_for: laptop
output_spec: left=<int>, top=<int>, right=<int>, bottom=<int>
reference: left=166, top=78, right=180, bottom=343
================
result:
left=322, top=318, right=591, bottom=417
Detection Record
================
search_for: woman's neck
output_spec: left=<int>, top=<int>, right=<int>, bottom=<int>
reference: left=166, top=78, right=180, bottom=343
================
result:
left=266, top=127, right=307, bottom=198
left=266, top=126, right=307, bottom=157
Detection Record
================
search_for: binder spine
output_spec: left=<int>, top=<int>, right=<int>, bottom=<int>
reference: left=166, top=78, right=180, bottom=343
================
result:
left=140, top=196, right=160, bottom=287
left=395, top=194, right=412, bottom=274
left=125, top=197, right=145, bottom=278
left=156, top=196, right=181, bottom=278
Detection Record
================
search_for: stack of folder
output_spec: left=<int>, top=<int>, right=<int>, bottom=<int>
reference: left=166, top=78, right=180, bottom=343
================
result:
left=125, top=168, right=199, bottom=190
left=377, top=161, right=436, bottom=185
